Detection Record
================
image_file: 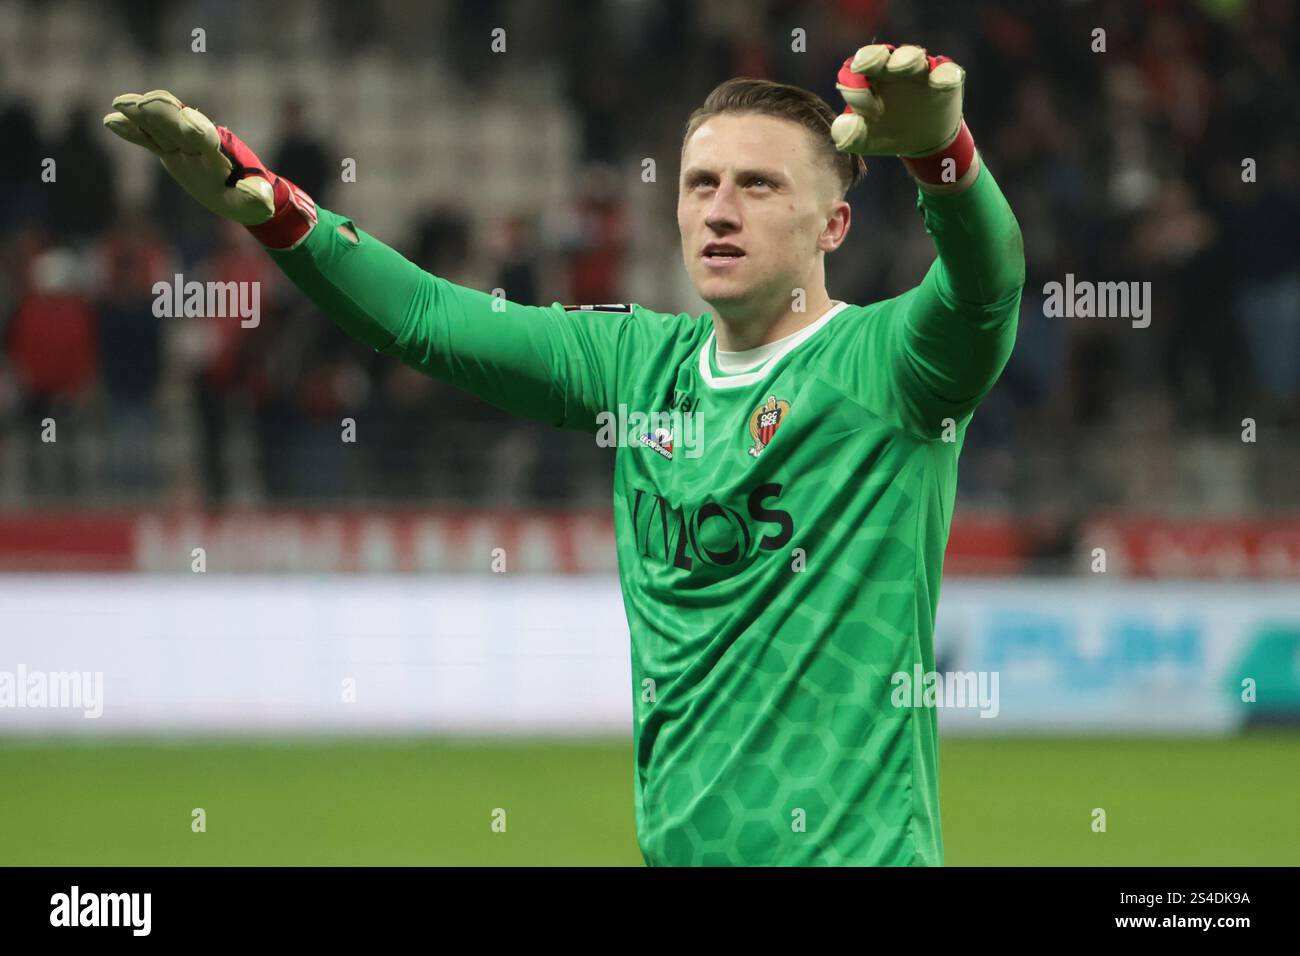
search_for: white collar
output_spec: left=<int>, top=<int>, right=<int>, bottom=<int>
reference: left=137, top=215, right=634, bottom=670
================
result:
left=698, top=301, right=850, bottom=389
left=715, top=327, right=803, bottom=373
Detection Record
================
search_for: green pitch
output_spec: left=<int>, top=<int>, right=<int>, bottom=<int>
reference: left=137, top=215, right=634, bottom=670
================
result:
left=1, top=733, right=1295, bottom=866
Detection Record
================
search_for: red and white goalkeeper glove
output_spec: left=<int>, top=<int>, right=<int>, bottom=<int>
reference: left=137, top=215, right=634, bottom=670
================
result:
left=831, top=44, right=977, bottom=188
left=104, top=90, right=317, bottom=249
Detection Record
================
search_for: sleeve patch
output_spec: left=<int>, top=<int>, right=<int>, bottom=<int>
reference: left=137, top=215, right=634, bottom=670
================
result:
left=562, top=303, right=632, bottom=314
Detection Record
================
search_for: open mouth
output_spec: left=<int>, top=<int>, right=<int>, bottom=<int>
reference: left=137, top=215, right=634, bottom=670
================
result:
left=702, top=243, right=745, bottom=261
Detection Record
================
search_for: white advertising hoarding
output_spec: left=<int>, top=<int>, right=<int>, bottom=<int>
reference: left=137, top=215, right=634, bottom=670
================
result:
left=0, top=576, right=1294, bottom=735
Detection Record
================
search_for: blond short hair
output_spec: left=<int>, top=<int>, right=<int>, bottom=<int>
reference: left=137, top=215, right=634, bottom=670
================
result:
left=682, top=77, right=866, bottom=197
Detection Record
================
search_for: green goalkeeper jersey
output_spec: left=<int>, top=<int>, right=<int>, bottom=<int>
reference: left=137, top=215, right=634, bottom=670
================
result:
left=267, top=164, right=1023, bottom=866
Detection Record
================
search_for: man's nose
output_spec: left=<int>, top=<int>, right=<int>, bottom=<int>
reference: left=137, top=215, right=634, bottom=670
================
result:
left=704, top=184, right=741, bottom=232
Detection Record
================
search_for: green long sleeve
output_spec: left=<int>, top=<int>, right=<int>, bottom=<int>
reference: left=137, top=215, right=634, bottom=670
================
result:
left=847, top=162, right=1025, bottom=437
left=266, top=208, right=631, bottom=431
left=902, top=164, right=1025, bottom=415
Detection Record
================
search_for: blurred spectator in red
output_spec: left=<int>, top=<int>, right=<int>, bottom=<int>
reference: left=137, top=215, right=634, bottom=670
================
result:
left=560, top=165, right=629, bottom=306
left=4, top=248, right=97, bottom=498
left=187, top=221, right=279, bottom=503
left=1140, top=10, right=1214, bottom=146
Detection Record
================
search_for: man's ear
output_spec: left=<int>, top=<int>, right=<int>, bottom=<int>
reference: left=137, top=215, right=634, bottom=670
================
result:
left=819, top=198, right=851, bottom=253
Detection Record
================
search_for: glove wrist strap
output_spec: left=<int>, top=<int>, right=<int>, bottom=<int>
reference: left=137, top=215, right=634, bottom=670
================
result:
left=901, top=120, right=975, bottom=186
left=246, top=177, right=319, bottom=250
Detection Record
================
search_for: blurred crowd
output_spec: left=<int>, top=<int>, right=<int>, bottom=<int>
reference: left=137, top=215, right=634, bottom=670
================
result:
left=0, top=0, right=1298, bottom=515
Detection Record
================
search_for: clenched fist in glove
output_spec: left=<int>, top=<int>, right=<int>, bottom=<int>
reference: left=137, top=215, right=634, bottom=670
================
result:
left=831, top=44, right=977, bottom=190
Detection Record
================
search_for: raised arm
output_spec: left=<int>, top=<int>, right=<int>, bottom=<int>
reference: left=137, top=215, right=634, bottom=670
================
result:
left=832, top=44, right=1025, bottom=433
left=266, top=206, right=628, bottom=428
left=104, top=90, right=624, bottom=430
left=886, top=165, right=1024, bottom=429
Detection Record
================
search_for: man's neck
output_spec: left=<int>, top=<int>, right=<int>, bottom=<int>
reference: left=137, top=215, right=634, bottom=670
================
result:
left=712, top=289, right=835, bottom=352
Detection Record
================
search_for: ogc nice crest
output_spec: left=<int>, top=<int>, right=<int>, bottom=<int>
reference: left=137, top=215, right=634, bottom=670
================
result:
left=747, top=395, right=790, bottom=458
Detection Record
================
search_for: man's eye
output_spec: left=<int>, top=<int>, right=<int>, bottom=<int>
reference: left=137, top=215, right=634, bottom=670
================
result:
left=748, top=178, right=771, bottom=189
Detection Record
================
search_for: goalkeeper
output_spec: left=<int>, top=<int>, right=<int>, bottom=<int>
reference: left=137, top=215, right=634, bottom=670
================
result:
left=106, top=43, right=1023, bottom=866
